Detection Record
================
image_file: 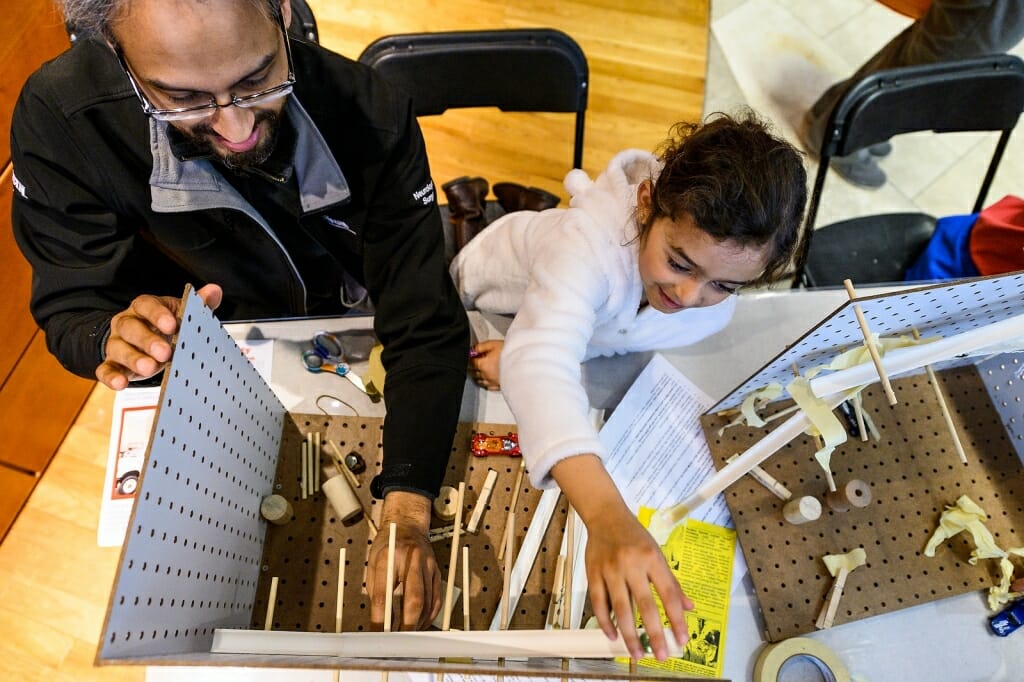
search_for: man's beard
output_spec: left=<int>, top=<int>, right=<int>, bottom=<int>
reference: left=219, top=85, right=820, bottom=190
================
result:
left=174, top=108, right=281, bottom=168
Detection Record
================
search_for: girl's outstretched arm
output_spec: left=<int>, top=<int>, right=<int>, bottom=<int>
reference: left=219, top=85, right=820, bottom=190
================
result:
left=551, top=454, right=693, bottom=661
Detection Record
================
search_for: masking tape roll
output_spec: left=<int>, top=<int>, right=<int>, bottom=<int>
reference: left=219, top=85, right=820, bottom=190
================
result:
left=753, top=636, right=850, bottom=682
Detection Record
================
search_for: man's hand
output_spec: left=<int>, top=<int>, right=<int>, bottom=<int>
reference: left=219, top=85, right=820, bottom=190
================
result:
left=551, top=454, right=693, bottom=661
left=469, top=339, right=502, bottom=391
left=366, top=490, right=441, bottom=630
left=96, top=283, right=223, bottom=390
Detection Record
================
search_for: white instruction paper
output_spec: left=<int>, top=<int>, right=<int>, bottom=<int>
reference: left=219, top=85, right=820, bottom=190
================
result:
left=600, top=353, right=732, bottom=528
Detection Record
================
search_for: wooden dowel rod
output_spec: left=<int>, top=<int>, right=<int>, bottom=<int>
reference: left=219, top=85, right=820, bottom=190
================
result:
left=300, top=442, right=308, bottom=500
left=816, top=567, right=849, bottom=630
left=853, top=394, right=868, bottom=442
left=384, top=523, right=397, bottom=634
left=843, top=279, right=897, bottom=405
left=562, top=505, right=575, bottom=631
left=726, top=454, right=791, bottom=500
left=466, top=468, right=498, bottom=534
left=462, top=545, right=471, bottom=631
left=314, top=432, right=321, bottom=494
left=547, top=553, right=566, bottom=627
left=501, top=511, right=514, bottom=630
left=498, top=460, right=526, bottom=561
left=264, top=576, right=279, bottom=631
left=441, top=482, right=466, bottom=631
left=913, top=328, right=968, bottom=464
left=336, top=548, right=346, bottom=634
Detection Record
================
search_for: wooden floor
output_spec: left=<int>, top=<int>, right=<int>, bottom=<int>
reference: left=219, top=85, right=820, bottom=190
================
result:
left=0, top=3, right=707, bottom=680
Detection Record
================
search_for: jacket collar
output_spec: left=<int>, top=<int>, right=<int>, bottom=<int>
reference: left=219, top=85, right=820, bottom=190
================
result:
left=148, top=96, right=350, bottom=214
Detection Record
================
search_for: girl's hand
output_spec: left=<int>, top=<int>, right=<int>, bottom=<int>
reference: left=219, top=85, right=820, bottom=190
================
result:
left=583, top=503, right=693, bottom=660
left=468, top=339, right=503, bottom=390
left=551, top=454, right=693, bottom=661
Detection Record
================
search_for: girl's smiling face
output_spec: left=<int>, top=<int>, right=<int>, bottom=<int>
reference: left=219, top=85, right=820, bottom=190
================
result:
left=636, top=180, right=770, bottom=313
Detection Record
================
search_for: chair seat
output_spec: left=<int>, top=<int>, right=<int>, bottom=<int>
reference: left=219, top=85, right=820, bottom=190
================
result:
left=802, top=212, right=936, bottom=287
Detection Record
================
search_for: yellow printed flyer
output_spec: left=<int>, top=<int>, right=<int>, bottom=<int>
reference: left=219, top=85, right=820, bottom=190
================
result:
left=621, top=515, right=736, bottom=678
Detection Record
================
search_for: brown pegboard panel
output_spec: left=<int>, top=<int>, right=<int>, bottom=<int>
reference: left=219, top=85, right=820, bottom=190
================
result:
left=701, top=366, right=1024, bottom=642
left=252, top=418, right=573, bottom=634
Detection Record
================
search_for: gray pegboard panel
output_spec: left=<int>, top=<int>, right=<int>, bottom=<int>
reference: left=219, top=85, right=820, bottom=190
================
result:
left=712, top=271, right=1024, bottom=412
left=99, top=286, right=287, bottom=660
left=977, top=352, right=1024, bottom=464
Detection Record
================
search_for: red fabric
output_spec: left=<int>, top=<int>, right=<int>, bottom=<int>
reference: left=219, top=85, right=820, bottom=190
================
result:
left=968, top=195, right=1024, bottom=275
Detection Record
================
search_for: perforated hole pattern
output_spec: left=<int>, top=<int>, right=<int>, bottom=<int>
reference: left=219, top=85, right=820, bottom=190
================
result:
left=703, top=365, right=1023, bottom=641
left=100, top=288, right=287, bottom=659
left=254, top=419, right=572, bottom=634
left=713, top=272, right=1024, bottom=412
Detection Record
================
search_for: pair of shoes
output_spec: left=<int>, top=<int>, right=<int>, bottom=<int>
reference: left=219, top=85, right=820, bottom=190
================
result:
left=831, top=148, right=886, bottom=189
left=442, top=176, right=489, bottom=252
left=492, top=182, right=560, bottom=213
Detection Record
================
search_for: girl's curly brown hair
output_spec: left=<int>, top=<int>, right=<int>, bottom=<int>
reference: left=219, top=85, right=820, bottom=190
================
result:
left=641, top=109, right=808, bottom=285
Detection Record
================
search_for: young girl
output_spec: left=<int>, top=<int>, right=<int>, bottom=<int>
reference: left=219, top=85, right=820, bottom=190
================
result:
left=449, top=111, right=807, bottom=660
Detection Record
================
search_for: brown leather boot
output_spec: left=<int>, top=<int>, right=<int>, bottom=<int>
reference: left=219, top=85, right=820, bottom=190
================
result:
left=442, top=176, right=489, bottom=252
left=492, top=182, right=561, bottom=213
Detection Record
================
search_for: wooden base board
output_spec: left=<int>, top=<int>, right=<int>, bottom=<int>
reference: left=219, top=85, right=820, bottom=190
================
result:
left=701, top=366, right=1024, bottom=641
left=254, top=418, right=572, bottom=633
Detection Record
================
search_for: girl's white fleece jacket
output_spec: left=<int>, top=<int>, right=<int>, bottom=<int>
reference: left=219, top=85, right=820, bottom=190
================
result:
left=449, top=149, right=737, bottom=488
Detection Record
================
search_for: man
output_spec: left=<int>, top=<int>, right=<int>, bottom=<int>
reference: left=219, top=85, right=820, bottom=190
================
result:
left=10, top=0, right=469, bottom=630
left=800, top=0, right=1024, bottom=188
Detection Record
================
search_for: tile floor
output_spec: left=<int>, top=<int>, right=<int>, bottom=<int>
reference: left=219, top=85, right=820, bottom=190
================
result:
left=704, top=0, right=1024, bottom=231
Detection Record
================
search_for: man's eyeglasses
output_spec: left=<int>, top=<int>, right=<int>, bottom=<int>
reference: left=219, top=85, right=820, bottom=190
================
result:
left=114, top=11, right=296, bottom=122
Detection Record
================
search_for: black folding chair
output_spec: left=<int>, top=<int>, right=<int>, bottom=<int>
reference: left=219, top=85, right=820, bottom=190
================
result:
left=358, top=28, right=588, bottom=170
left=288, top=0, right=319, bottom=44
left=796, top=54, right=1024, bottom=288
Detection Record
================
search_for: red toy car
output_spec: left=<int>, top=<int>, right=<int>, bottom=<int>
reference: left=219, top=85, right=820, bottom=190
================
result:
left=471, top=432, right=521, bottom=457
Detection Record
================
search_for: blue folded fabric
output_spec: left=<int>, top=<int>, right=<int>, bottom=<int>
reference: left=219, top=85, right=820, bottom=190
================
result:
left=905, top=213, right=980, bottom=281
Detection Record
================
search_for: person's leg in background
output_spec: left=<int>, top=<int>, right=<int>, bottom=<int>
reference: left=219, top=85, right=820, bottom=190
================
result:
left=801, top=0, right=1024, bottom=188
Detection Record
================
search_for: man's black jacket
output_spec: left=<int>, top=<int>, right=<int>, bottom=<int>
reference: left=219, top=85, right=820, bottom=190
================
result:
left=10, top=36, right=469, bottom=498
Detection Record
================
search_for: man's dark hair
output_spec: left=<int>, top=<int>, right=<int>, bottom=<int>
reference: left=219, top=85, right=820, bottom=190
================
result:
left=60, top=0, right=282, bottom=42
left=642, top=109, right=808, bottom=285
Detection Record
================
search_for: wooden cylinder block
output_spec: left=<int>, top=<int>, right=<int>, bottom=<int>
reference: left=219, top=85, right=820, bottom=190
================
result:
left=825, top=479, right=873, bottom=513
left=260, top=494, right=293, bottom=526
left=783, top=496, right=822, bottom=525
left=433, top=485, right=459, bottom=521
left=322, top=475, right=362, bottom=522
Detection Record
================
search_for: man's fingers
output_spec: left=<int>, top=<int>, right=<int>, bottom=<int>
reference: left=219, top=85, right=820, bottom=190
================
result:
left=366, top=554, right=387, bottom=629
left=100, top=333, right=164, bottom=382
left=128, top=294, right=179, bottom=336
left=195, top=283, right=224, bottom=311
left=399, top=553, right=427, bottom=630
left=95, top=361, right=131, bottom=391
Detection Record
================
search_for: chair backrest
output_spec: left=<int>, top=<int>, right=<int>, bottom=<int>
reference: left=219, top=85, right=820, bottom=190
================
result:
left=358, top=28, right=588, bottom=169
left=809, top=54, right=1024, bottom=228
left=288, top=0, right=319, bottom=44
left=796, top=54, right=1024, bottom=283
